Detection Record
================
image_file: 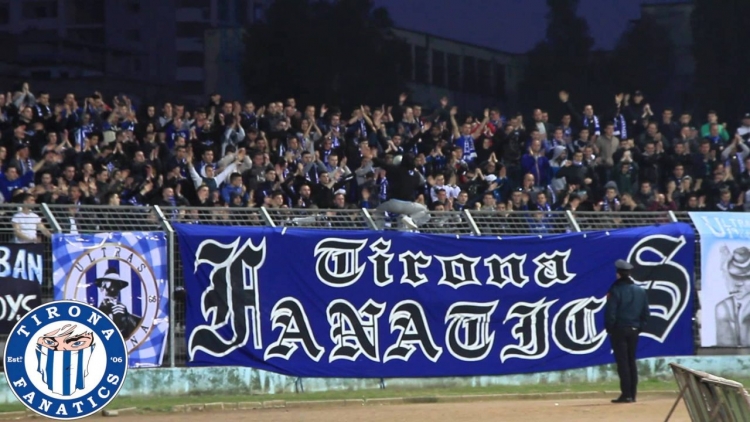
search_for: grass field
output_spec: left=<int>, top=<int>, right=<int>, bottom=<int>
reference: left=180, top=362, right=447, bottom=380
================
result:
left=2, top=376, right=732, bottom=414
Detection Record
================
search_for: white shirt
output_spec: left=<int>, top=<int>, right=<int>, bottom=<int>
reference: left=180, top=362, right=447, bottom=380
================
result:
left=67, top=217, right=78, bottom=235
left=12, top=211, right=41, bottom=243
left=430, top=184, right=461, bottom=202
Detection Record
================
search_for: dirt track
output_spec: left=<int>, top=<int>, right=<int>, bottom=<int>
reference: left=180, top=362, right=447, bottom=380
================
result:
left=101, top=396, right=690, bottom=422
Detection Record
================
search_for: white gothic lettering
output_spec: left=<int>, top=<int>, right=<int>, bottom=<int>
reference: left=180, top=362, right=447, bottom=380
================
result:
left=484, top=253, right=529, bottom=289
left=533, top=250, right=576, bottom=287
left=326, top=299, right=385, bottom=362
left=368, top=238, right=394, bottom=287
left=628, top=235, right=690, bottom=342
left=445, top=301, right=499, bottom=361
left=314, top=238, right=368, bottom=287
left=552, top=296, right=607, bottom=354
left=398, top=251, right=432, bottom=287
left=436, top=254, right=482, bottom=289
left=384, top=300, right=442, bottom=362
left=188, top=238, right=266, bottom=360
left=500, top=298, right=557, bottom=362
left=265, top=297, right=325, bottom=362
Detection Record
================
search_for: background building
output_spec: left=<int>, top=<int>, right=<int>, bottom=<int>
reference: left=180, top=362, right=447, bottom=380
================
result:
left=391, top=28, right=526, bottom=113
left=0, top=0, right=269, bottom=105
left=636, top=1, right=695, bottom=110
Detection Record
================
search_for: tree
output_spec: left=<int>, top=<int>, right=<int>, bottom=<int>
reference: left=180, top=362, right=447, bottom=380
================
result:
left=242, top=0, right=409, bottom=110
left=610, top=17, right=674, bottom=103
left=518, top=0, right=595, bottom=115
left=692, top=0, right=750, bottom=121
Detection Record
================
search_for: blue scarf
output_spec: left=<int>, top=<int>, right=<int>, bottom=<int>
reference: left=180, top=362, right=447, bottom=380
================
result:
left=456, top=135, right=476, bottom=162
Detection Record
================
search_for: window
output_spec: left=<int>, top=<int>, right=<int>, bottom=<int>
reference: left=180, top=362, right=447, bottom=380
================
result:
left=22, top=1, right=58, bottom=19
left=432, top=50, right=445, bottom=87
left=414, top=46, right=428, bottom=84
left=463, top=56, right=476, bottom=93
left=176, top=23, right=207, bottom=38
left=0, top=3, right=9, bottom=25
left=478, top=59, right=491, bottom=93
left=179, top=0, right=208, bottom=7
left=125, top=30, right=141, bottom=42
left=127, top=1, right=140, bottom=13
left=68, top=28, right=105, bottom=44
left=218, top=0, right=230, bottom=24
left=132, top=58, right=142, bottom=73
left=66, top=0, right=104, bottom=25
left=447, top=53, right=460, bottom=90
left=394, top=42, right=412, bottom=80
left=494, top=63, right=506, bottom=99
left=253, top=1, right=265, bottom=21
left=177, top=81, right=205, bottom=96
left=30, top=70, right=52, bottom=80
left=235, top=0, right=245, bottom=24
left=177, top=51, right=205, bottom=67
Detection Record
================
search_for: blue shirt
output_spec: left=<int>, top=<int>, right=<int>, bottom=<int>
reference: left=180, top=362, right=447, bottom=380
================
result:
left=0, top=172, right=34, bottom=198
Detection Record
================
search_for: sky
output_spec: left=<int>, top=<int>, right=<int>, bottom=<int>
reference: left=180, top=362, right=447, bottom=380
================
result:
left=372, top=0, right=686, bottom=54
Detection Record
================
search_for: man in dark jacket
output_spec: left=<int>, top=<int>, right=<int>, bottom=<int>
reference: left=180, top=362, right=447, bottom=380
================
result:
left=371, top=152, right=428, bottom=230
left=605, top=259, right=650, bottom=404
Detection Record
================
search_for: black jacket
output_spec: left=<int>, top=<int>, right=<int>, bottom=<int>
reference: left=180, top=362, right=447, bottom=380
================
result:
left=605, top=277, right=650, bottom=332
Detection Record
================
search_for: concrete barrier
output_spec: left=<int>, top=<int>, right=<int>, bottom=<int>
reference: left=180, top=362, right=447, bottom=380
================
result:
left=2, top=355, right=750, bottom=404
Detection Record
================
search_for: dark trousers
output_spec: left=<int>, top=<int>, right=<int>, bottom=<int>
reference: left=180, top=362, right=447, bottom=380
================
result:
left=610, top=326, right=640, bottom=399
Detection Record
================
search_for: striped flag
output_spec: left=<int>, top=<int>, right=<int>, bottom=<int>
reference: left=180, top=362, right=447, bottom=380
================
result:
left=35, top=344, right=95, bottom=396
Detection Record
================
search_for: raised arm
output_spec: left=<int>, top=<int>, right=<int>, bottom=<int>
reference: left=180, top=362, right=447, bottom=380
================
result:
left=471, top=109, right=490, bottom=140
left=449, top=107, right=460, bottom=139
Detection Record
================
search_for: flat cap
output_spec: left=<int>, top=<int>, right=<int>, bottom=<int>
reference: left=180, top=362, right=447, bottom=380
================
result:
left=615, top=259, right=633, bottom=270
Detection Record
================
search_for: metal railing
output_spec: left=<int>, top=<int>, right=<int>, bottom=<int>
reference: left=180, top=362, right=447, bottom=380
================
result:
left=0, top=204, right=709, bottom=366
left=666, top=363, right=750, bottom=421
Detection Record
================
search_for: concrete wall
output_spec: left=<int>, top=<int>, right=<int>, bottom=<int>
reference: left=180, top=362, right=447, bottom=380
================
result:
left=3, top=355, right=750, bottom=403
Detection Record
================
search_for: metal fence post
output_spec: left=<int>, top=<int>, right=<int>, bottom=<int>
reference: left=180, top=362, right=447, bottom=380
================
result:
left=259, top=207, right=276, bottom=227
left=565, top=210, right=581, bottom=233
left=668, top=210, right=678, bottom=223
left=41, top=203, right=62, bottom=233
left=361, top=208, right=378, bottom=230
left=464, top=210, right=482, bottom=236
left=153, top=206, right=176, bottom=368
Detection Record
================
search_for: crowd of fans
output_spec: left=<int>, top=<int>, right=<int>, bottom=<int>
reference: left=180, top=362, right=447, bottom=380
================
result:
left=1, top=82, right=749, bottom=240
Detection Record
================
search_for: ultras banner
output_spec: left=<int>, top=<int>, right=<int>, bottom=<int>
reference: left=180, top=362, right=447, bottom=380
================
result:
left=689, top=212, right=750, bottom=347
left=0, top=243, right=44, bottom=334
left=175, top=223, right=695, bottom=377
left=52, top=232, right=169, bottom=368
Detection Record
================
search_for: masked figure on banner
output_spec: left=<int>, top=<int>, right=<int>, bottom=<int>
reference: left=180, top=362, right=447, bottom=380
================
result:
left=35, top=324, right=96, bottom=396
left=95, top=268, right=142, bottom=339
left=716, top=246, right=750, bottom=346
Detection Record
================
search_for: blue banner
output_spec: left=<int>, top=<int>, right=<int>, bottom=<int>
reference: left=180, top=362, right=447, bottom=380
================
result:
left=52, top=232, right=169, bottom=368
left=175, top=223, right=695, bottom=377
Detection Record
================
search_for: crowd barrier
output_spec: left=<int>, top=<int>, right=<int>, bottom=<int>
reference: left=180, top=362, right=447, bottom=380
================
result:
left=0, top=204, right=703, bottom=367
left=667, top=363, right=750, bottom=421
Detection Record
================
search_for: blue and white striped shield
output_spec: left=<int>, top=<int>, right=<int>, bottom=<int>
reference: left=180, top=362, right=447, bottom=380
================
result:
left=35, top=344, right=95, bottom=396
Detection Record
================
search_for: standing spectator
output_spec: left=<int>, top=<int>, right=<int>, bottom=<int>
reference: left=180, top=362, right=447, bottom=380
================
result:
left=737, top=113, right=750, bottom=143
left=596, top=123, right=620, bottom=183
left=659, top=108, right=680, bottom=142
left=521, top=139, right=550, bottom=187
left=12, top=193, right=51, bottom=243
left=560, top=91, right=601, bottom=139
left=722, top=135, right=750, bottom=178
left=450, top=108, right=488, bottom=164
left=700, top=111, right=730, bottom=143
left=0, top=158, right=45, bottom=201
